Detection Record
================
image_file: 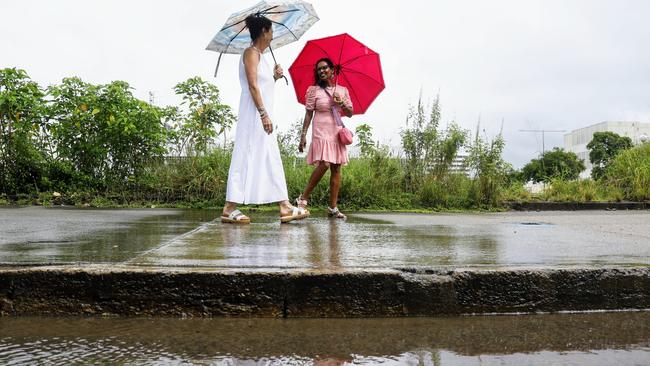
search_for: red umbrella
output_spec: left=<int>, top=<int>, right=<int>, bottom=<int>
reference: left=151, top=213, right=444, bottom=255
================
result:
left=288, top=33, right=385, bottom=115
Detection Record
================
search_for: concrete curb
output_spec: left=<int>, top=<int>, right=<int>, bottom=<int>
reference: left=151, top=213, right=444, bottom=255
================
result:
left=1, top=266, right=649, bottom=317
left=505, top=201, right=648, bottom=211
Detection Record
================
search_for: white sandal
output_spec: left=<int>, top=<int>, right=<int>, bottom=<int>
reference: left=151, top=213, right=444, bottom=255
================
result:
left=280, top=205, right=310, bottom=223
left=295, top=194, right=308, bottom=209
left=327, top=207, right=346, bottom=219
left=221, top=209, right=251, bottom=224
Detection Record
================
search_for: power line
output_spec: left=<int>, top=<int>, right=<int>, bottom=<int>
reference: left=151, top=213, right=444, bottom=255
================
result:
left=519, top=129, right=566, bottom=155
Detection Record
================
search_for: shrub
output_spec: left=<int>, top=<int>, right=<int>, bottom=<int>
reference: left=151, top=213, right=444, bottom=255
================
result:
left=47, top=78, right=169, bottom=189
left=606, top=143, right=650, bottom=201
left=587, top=131, right=632, bottom=180
left=466, top=126, right=509, bottom=207
left=522, top=148, right=585, bottom=183
left=541, top=178, right=620, bottom=202
left=0, top=68, right=47, bottom=195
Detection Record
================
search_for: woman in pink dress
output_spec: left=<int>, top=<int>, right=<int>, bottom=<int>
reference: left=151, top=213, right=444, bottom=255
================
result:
left=297, top=58, right=353, bottom=219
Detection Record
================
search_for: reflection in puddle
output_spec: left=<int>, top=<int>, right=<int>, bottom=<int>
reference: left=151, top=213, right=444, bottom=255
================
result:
left=0, top=208, right=217, bottom=264
left=134, top=212, right=505, bottom=269
left=1, top=312, right=649, bottom=365
left=4, top=208, right=650, bottom=268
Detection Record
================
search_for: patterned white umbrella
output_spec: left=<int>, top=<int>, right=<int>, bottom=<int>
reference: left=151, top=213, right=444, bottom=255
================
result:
left=206, top=0, right=319, bottom=78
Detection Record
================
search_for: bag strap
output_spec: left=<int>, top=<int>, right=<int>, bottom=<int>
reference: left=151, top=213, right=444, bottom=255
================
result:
left=322, top=87, right=345, bottom=128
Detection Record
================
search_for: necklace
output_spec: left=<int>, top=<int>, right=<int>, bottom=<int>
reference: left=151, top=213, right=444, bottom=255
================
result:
left=251, top=45, right=262, bottom=54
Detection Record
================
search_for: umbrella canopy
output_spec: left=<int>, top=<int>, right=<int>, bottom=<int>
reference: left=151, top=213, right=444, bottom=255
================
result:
left=206, top=0, right=319, bottom=76
left=288, top=33, right=385, bottom=115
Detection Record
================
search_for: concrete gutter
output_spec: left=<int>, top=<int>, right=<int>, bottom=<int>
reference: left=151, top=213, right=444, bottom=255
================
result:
left=1, top=266, right=649, bottom=317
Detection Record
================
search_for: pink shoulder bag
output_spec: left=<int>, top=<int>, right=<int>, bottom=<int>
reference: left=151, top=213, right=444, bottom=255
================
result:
left=323, top=88, right=353, bottom=145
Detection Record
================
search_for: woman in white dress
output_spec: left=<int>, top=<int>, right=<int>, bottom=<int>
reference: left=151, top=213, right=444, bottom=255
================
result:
left=221, top=14, right=309, bottom=224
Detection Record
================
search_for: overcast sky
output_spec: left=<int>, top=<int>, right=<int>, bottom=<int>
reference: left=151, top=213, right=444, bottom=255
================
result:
left=2, top=0, right=649, bottom=167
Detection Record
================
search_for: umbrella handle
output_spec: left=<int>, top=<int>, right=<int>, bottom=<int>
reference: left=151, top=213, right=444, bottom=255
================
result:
left=269, top=45, right=289, bottom=85
left=214, top=52, right=223, bottom=77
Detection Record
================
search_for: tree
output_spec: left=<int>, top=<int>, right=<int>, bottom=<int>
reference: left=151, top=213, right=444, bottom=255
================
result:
left=173, top=77, right=235, bottom=155
left=522, top=148, right=585, bottom=183
left=587, top=131, right=632, bottom=180
left=0, top=68, right=47, bottom=195
left=47, top=77, right=169, bottom=187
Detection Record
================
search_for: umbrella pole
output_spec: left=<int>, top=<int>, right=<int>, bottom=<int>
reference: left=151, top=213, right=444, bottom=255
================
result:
left=269, top=45, right=288, bottom=85
left=214, top=52, right=224, bottom=77
left=333, top=71, right=340, bottom=96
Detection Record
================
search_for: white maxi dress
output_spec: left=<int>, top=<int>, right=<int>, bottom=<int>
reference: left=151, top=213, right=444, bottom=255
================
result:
left=225, top=52, right=289, bottom=204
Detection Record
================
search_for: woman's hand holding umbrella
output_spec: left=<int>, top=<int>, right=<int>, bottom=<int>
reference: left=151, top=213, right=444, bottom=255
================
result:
left=288, top=33, right=385, bottom=115
left=333, top=94, right=352, bottom=117
left=273, top=64, right=284, bottom=81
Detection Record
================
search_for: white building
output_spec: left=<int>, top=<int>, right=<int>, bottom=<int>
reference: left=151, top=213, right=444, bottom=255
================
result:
left=564, top=121, right=650, bottom=177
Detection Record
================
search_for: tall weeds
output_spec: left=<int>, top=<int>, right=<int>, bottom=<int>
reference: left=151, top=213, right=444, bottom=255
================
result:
left=466, top=124, right=510, bottom=207
left=606, top=143, right=650, bottom=201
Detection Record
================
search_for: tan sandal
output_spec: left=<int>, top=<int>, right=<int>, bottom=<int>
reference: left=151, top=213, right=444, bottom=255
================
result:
left=295, top=194, right=308, bottom=209
left=327, top=207, right=346, bottom=219
left=221, top=209, right=251, bottom=224
left=280, top=206, right=310, bottom=223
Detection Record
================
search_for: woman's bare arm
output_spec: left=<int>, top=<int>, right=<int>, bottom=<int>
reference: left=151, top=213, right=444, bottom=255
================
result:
left=299, top=110, right=314, bottom=152
left=243, top=48, right=273, bottom=133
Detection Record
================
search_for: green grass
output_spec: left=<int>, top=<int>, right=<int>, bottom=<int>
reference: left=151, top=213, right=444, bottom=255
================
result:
left=606, top=143, right=650, bottom=201
left=5, top=144, right=650, bottom=209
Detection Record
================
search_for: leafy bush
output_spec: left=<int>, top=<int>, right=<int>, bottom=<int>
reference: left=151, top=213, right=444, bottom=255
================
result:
left=522, top=148, right=585, bottom=182
left=0, top=68, right=47, bottom=195
left=606, top=143, right=650, bottom=201
left=47, top=77, right=169, bottom=188
left=355, top=123, right=376, bottom=157
left=587, top=131, right=632, bottom=180
left=466, top=126, right=510, bottom=207
left=171, top=77, right=236, bottom=155
left=400, top=95, right=467, bottom=191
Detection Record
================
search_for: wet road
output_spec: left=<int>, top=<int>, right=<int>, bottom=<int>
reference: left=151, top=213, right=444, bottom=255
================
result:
left=1, top=207, right=649, bottom=269
left=1, top=312, right=649, bottom=365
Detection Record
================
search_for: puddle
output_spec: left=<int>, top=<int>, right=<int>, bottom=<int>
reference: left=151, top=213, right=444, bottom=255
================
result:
left=2, top=208, right=650, bottom=269
left=1, top=312, right=648, bottom=365
left=0, top=207, right=216, bottom=264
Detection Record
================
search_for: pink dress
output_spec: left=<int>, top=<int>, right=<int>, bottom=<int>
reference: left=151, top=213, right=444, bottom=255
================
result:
left=305, top=85, right=353, bottom=165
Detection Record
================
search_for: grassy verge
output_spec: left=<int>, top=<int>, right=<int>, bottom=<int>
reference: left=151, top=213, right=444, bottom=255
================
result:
left=4, top=144, right=649, bottom=210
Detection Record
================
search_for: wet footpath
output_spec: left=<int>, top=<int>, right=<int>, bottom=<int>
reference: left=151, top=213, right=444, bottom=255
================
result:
left=2, top=206, right=649, bottom=268
left=1, top=207, right=649, bottom=365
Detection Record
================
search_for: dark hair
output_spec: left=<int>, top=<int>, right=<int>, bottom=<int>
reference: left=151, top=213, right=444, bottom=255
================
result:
left=245, top=15, right=272, bottom=41
left=314, top=58, right=335, bottom=88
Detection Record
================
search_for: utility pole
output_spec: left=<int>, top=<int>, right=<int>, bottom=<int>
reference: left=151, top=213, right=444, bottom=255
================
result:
left=519, top=129, right=566, bottom=155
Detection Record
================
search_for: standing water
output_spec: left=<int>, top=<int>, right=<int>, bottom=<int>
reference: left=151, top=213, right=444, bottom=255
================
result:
left=1, top=312, right=649, bottom=365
